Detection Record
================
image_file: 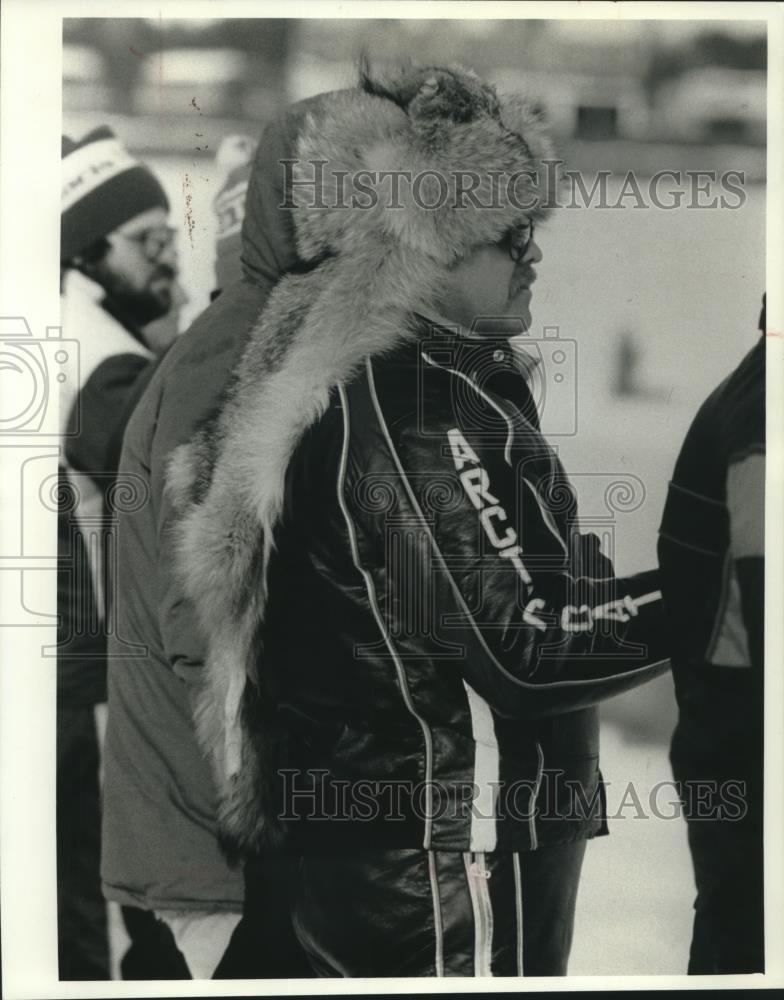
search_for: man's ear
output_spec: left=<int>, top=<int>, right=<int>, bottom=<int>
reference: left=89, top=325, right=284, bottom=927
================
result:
left=71, top=254, right=104, bottom=285
left=75, top=237, right=111, bottom=269
left=72, top=255, right=94, bottom=279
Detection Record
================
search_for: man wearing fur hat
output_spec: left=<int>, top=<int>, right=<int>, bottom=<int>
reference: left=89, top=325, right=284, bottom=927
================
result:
left=58, top=126, right=177, bottom=978
left=169, top=65, right=670, bottom=977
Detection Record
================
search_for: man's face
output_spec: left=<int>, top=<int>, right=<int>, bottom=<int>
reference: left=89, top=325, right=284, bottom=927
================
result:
left=439, top=224, right=542, bottom=333
left=88, top=207, right=178, bottom=326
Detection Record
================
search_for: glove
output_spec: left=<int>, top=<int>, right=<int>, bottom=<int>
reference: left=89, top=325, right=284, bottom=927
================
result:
left=572, top=530, right=616, bottom=580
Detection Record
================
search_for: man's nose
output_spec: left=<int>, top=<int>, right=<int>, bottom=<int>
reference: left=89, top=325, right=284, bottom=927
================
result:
left=524, top=237, right=543, bottom=265
left=157, top=240, right=178, bottom=273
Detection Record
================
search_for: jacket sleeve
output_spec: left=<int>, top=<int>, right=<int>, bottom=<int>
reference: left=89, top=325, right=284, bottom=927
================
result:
left=349, top=391, right=670, bottom=720
left=65, top=353, right=157, bottom=480
left=726, top=448, right=765, bottom=674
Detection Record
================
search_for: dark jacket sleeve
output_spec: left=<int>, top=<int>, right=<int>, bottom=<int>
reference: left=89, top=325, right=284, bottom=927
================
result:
left=65, top=353, right=157, bottom=480
left=57, top=354, right=156, bottom=706
left=345, top=392, right=670, bottom=720
left=726, top=448, right=765, bottom=674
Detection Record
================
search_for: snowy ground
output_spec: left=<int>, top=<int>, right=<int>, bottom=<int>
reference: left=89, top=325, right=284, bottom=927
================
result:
left=570, top=710, right=695, bottom=975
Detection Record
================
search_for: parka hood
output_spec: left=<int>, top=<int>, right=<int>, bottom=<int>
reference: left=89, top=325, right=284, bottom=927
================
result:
left=239, top=93, right=334, bottom=289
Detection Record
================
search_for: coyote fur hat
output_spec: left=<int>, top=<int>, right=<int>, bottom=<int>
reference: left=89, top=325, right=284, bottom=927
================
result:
left=167, top=62, right=557, bottom=855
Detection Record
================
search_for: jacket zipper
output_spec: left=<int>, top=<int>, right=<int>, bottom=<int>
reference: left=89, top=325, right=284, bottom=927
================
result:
left=529, top=741, right=545, bottom=850
left=467, top=851, right=493, bottom=976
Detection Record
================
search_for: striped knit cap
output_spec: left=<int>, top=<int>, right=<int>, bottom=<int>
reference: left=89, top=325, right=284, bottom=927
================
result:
left=61, top=125, right=169, bottom=261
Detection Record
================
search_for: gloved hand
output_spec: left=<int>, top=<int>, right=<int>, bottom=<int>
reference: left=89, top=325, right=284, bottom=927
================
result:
left=572, top=530, right=616, bottom=581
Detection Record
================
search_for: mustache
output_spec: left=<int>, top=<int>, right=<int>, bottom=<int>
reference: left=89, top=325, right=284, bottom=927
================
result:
left=510, top=264, right=537, bottom=294
left=150, top=263, right=177, bottom=282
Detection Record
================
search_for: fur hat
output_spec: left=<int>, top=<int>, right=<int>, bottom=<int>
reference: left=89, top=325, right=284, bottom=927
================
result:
left=291, top=62, right=555, bottom=266
left=167, top=63, right=558, bottom=855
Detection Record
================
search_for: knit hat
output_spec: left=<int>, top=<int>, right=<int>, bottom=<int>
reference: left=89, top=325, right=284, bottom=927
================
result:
left=61, top=126, right=169, bottom=262
left=212, top=135, right=256, bottom=294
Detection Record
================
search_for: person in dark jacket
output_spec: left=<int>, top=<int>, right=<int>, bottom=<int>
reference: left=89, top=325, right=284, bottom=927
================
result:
left=101, top=105, right=320, bottom=979
left=58, top=126, right=178, bottom=979
left=211, top=133, right=257, bottom=297
left=168, top=65, right=670, bottom=978
left=659, top=298, right=765, bottom=974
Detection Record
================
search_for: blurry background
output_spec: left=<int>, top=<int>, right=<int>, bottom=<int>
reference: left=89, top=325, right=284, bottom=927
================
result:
left=62, top=17, right=766, bottom=977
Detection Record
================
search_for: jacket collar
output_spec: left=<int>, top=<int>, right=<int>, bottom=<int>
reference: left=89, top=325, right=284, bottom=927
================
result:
left=416, top=310, right=542, bottom=383
left=63, top=269, right=147, bottom=341
left=414, top=312, right=542, bottom=430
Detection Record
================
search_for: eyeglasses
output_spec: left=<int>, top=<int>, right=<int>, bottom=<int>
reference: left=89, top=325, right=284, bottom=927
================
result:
left=115, top=225, right=177, bottom=261
left=503, top=220, right=535, bottom=262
